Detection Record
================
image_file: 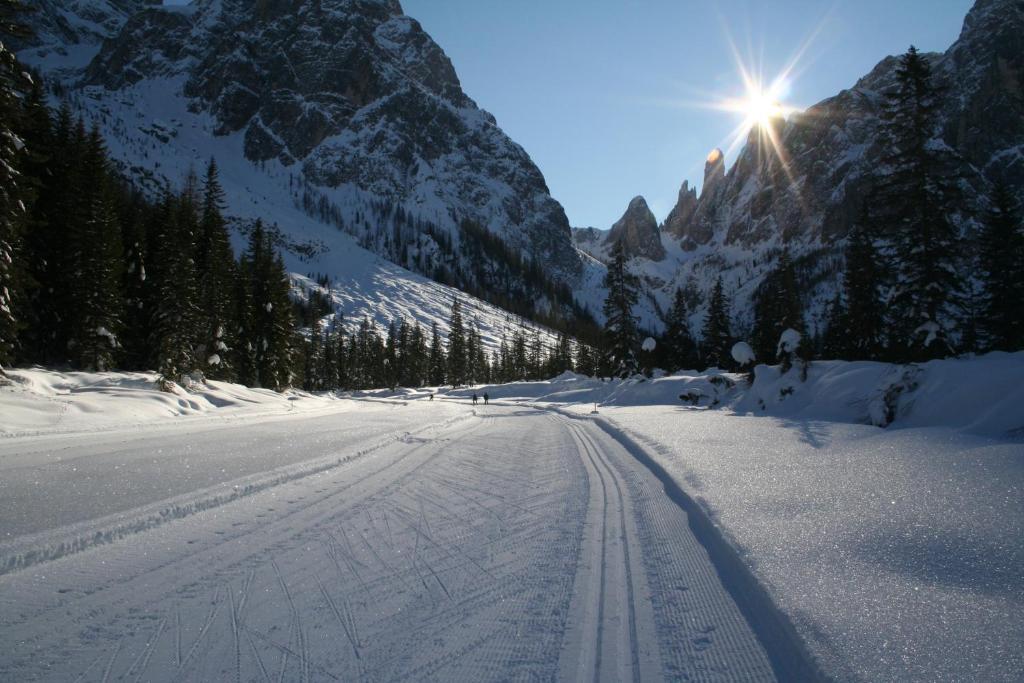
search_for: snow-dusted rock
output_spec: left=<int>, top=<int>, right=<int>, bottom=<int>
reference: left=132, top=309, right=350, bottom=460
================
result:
left=606, top=196, right=665, bottom=261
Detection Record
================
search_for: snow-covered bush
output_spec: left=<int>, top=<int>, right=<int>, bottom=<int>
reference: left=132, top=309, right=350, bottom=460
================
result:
left=731, top=342, right=755, bottom=367
left=776, top=328, right=806, bottom=377
left=731, top=341, right=756, bottom=384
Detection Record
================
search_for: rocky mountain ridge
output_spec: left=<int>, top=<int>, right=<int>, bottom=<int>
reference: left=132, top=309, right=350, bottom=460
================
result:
left=17, top=0, right=590, bottom=325
left=586, top=0, right=1022, bottom=336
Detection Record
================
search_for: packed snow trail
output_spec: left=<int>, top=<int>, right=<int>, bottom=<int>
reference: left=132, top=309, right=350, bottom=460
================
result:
left=0, top=402, right=777, bottom=681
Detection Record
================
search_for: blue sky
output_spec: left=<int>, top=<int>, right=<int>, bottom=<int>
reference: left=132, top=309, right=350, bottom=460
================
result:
left=400, top=0, right=973, bottom=228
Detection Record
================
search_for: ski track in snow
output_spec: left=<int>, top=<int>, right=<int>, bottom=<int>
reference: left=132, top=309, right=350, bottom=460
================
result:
left=0, top=401, right=780, bottom=681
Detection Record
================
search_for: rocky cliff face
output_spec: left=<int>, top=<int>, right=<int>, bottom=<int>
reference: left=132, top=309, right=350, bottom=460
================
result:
left=10, top=0, right=158, bottom=78
left=575, top=0, right=1022, bottom=334
left=661, top=181, right=697, bottom=239
left=665, top=0, right=1021, bottom=253
left=21, top=0, right=583, bottom=290
left=607, top=196, right=665, bottom=261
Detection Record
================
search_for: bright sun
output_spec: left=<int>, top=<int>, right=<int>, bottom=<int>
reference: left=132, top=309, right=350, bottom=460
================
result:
left=743, top=84, right=786, bottom=131
left=716, top=74, right=794, bottom=143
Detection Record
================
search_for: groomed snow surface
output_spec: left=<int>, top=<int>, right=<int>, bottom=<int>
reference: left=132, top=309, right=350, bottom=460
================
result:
left=1, top=352, right=1022, bottom=681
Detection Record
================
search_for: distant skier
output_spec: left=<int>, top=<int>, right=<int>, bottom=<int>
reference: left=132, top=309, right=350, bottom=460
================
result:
left=472, top=392, right=478, bottom=405
left=483, top=393, right=489, bottom=405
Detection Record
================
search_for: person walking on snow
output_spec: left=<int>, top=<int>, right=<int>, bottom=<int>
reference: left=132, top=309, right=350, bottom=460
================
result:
left=472, top=393, right=478, bottom=405
left=483, top=393, right=489, bottom=405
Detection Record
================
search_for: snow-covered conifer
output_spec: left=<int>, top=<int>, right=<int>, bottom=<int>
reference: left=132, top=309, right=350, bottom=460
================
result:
left=701, top=277, right=733, bottom=370
left=601, top=240, right=641, bottom=378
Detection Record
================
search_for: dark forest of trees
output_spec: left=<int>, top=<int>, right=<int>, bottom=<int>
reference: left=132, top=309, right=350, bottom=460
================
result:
left=294, top=298, right=591, bottom=392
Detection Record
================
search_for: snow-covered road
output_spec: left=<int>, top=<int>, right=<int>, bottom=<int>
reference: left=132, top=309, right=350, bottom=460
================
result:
left=0, top=402, right=781, bottom=681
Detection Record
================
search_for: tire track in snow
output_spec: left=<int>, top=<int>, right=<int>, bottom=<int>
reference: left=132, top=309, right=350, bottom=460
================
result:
left=0, top=412, right=476, bottom=576
left=180, top=588, right=222, bottom=672
left=316, top=574, right=361, bottom=661
left=271, top=558, right=309, bottom=683
left=100, top=638, right=122, bottom=683
left=227, top=580, right=241, bottom=683
left=70, top=652, right=104, bottom=683
left=558, top=420, right=662, bottom=682
left=123, top=617, right=165, bottom=682
left=574, top=411, right=820, bottom=681
left=1, top=407, right=589, bottom=680
left=244, top=625, right=272, bottom=683
left=581, top=423, right=644, bottom=682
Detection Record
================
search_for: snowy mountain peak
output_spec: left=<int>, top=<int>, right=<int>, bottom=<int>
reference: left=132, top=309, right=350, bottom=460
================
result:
left=9, top=0, right=158, bottom=78
left=574, top=0, right=1021, bottom=336
left=18, top=0, right=589, bottom=331
left=703, top=147, right=725, bottom=191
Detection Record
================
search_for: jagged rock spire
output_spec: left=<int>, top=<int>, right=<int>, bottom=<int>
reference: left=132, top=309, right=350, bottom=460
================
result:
left=662, top=180, right=698, bottom=238
left=607, top=196, right=665, bottom=261
left=703, top=148, right=725, bottom=198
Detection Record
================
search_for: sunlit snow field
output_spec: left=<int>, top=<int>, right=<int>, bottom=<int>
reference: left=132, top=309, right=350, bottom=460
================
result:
left=1, top=353, right=1022, bottom=681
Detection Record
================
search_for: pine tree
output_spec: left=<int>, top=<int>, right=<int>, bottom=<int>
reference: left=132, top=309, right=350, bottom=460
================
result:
left=236, top=221, right=294, bottom=390
left=334, top=313, right=349, bottom=389
left=527, top=328, right=543, bottom=380
left=547, top=332, right=574, bottom=376
left=601, top=241, right=640, bottom=378
left=27, top=104, right=78, bottom=364
left=120, top=199, right=151, bottom=369
left=70, top=128, right=124, bottom=370
left=260, top=252, right=295, bottom=390
left=978, top=180, right=1024, bottom=351
left=661, top=287, right=699, bottom=372
left=407, top=321, right=426, bottom=387
left=821, top=292, right=845, bottom=359
left=196, top=158, right=237, bottom=380
left=575, top=343, right=597, bottom=377
left=702, top=277, right=733, bottom=369
left=152, top=185, right=202, bottom=385
left=322, top=324, right=339, bottom=389
left=508, top=329, right=526, bottom=380
left=751, top=248, right=804, bottom=362
left=465, top=319, right=478, bottom=384
left=428, top=321, right=446, bottom=386
left=10, top=77, right=50, bottom=365
left=446, top=298, right=466, bottom=386
left=0, top=34, right=31, bottom=369
left=302, top=322, right=325, bottom=391
left=829, top=215, right=885, bottom=359
left=233, top=251, right=257, bottom=386
left=384, top=320, right=398, bottom=388
left=873, top=46, right=965, bottom=360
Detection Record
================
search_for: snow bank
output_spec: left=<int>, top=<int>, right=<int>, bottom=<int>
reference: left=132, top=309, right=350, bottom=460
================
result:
left=737, top=352, right=1024, bottom=437
left=0, top=368, right=344, bottom=437
left=450, top=352, right=1024, bottom=440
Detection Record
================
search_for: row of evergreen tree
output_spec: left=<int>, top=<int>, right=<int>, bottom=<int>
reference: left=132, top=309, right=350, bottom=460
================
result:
left=295, top=298, right=599, bottom=391
left=0, top=51, right=298, bottom=388
left=0, top=42, right=597, bottom=393
left=599, top=46, right=1023, bottom=378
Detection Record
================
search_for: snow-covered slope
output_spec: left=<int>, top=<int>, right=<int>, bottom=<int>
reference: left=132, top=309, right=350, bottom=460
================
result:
left=17, top=0, right=589, bottom=335
left=51, top=75, right=553, bottom=355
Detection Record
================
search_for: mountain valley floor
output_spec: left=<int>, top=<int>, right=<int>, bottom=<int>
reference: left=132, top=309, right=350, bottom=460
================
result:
left=0, top=356, right=1021, bottom=681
